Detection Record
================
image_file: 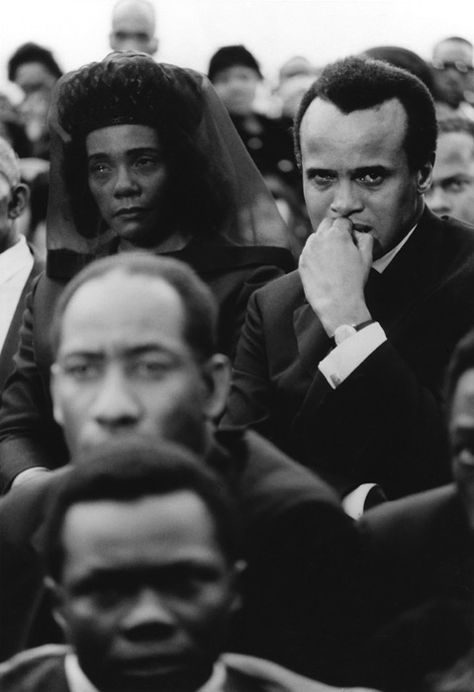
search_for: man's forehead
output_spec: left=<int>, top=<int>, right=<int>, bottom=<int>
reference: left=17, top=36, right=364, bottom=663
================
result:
left=300, top=97, right=408, bottom=160
left=302, top=96, right=407, bottom=128
left=437, top=131, right=474, bottom=163
left=62, top=492, right=221, bottom=567
left=59, top=271, right=185, bottom=347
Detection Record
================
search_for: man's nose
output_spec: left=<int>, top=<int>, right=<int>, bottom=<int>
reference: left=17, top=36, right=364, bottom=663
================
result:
left=113, top=165, right=139, bottom=197
left=426, top=184, right=452, bottom=217
left=91, top=365, right=141, bottom=428
left=330, top=180, right=364, bottom=217
left=122, top=587, right=176, bottom=638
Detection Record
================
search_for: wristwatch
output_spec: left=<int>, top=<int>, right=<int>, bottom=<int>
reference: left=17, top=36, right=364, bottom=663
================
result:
left=333, top=319, right=374, bottom=346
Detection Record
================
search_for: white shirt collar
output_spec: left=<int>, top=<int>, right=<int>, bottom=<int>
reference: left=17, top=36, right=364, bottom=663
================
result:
left=65, top=651, right=227, bottom=692
left=372, top=224, right=417, bottom=274
left=0, top=235, right=33, bottom=284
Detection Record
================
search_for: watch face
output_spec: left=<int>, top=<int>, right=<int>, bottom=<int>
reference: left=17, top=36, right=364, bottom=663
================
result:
left=334, top=324, right=357, bottom=346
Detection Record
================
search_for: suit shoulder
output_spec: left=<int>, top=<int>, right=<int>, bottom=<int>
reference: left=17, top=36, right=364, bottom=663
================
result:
left=0, top=645, right=69, bottom=691
left=243, top=429, right=342, bottom=509
left=251, top=269, right=303, bottom=310
left=359, top=484, right=460, bottom=551
left=223, top=653, right=345, bottom=691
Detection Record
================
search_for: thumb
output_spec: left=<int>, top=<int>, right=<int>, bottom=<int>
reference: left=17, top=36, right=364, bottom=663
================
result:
left=354, top=231, right=374, bottom=266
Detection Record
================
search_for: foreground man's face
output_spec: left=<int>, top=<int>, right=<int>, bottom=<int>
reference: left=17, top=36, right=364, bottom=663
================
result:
left=300, top=97, right=429, bottom=259
left=56, top=491, right=236, bottom=692
left=52, top=271, right=209, bottom=455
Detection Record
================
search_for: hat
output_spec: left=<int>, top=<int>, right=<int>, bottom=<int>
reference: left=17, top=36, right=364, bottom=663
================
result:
left=208, top=45, right=262, bottom=82
left=0, top=137, right=20, bottom=187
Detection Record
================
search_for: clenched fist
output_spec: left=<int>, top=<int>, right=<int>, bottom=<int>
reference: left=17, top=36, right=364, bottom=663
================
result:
left=299, top=217, right=373, bottom=336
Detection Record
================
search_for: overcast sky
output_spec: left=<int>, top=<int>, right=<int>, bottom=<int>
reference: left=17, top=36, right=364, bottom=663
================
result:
left=1, top=0, right=474, bottom=98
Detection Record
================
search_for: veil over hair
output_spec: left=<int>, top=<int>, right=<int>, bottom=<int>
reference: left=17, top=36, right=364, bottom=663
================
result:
left=46, top=52, right=291, bottom=280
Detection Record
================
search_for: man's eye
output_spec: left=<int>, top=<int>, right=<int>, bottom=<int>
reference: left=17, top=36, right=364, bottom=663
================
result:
left=63, top=362, right=100, bottom=380
left=445, top=178, right=470, bottom=193
left=356, top=172, right=384, bottom=186
left=134, top=156, right=160, bottom=170
left=132, top=359, right=170, bottom=378
left=88, top=162, right=111, bottom=178
left=308, top=173, right=335, bottom=188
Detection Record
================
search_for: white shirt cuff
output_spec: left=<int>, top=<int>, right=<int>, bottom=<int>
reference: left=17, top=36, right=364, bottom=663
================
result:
left=319, top=322, right=387, bottom=389
left=342, top=483, right=379, bottom=519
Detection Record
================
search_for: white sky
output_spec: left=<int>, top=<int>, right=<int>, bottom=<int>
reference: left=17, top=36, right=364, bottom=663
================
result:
left=1, top=0, right=474, bottom=98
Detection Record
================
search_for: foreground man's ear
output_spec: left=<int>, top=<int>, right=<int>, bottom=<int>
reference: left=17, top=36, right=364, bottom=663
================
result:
left=417, top=161, right=434, bottom=194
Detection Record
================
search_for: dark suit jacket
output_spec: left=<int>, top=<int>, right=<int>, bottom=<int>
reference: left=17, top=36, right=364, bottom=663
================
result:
left=0, top=251, right=42, bottom=394
left=224, top=209, right=474, bottom=498
left=0, top=646, right=340, bottom=692
left=355, top=485, right=474, bottom=690
left=0, top=429, right=361, bottom=685
left=0, top=243, right=293, bottom=491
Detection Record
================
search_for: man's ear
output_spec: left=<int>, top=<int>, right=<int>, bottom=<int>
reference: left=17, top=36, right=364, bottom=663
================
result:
left=417, top=161, right=433, bottom=194
left=44, top=575, right=68, bottom=635
left=8, top=183, right=29, bottom=220
left=149, top=37, right=159, bottom=56
left=229, top=559, right=246, bottom=615
left=201, top=354, right=230, bottom=421
left=50, top=363, right=64, bottom=427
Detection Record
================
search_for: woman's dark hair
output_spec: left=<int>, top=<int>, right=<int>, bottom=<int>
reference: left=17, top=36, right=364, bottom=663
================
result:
left=56, top=53, right=232, bottom=240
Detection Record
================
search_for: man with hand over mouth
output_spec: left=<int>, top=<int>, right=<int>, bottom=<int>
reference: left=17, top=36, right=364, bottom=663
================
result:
left=224, top=56, right=474, bottom=511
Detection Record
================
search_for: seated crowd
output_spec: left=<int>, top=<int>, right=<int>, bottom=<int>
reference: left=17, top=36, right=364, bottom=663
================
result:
left=2, top=6, right=474, bottom=691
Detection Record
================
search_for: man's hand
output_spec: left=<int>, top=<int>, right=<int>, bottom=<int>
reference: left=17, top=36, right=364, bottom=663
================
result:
left=299, top=217, right=373, bottom=336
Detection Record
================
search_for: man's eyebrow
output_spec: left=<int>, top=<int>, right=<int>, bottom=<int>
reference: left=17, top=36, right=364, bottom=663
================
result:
left=304, top=167, right=335, bottom=177
left=60, top=344, right=175, bottom=358
left=440, top=174, right=472, bottom=185
left=351, top=165, right=388, bottom=175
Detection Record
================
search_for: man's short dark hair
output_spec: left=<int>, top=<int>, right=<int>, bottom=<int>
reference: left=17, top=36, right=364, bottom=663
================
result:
left=50, top=253, right=218, bottom=362
left=445, top=328, right=474, bottom=414
left=294, top=56, right=437, bottom=172
left=8, top=42, right=63, bottom=82
left=43, top=436, right=240, bottom=581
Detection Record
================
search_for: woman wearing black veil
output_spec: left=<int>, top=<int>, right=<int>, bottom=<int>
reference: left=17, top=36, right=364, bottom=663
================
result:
left=0, top=52, right=293, bottom=489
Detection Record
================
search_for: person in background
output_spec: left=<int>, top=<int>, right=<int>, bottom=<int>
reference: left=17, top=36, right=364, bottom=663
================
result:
left=0, top=137, right=42, bottom=392
left=356, top=326, right=474, bottom=690
left=363, top=45, right=435, bottom=94
left=109, top=0, right=158, bottom=56
left=431, top=36, right=474, bottom=121
left=208, top=44, right=300, bottom=195
left=7, top=42, right=62, bottom=160
left=7, top=42, right=61, bottom=255
left=0, top=438, right=344, bottom=692
left=0, top=51, right=293, bottom=492
left=425, top=117, right=474, bottom=225
left=0, top=253, right=361, bottom=685
left=276, top=56, right=318, bottom=120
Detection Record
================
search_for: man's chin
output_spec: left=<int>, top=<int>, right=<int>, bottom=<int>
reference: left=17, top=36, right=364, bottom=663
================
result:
left=99, top=659, right=212, bottom=692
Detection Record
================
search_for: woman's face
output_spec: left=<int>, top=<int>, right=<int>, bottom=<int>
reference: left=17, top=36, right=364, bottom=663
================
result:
left=86, top=124, right=168, bottom=246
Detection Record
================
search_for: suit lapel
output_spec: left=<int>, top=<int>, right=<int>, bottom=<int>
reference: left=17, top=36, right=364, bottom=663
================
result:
left=293, top=300, right=332, bottom=376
